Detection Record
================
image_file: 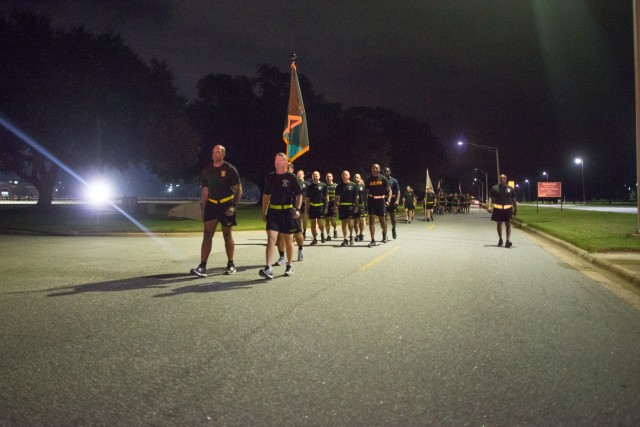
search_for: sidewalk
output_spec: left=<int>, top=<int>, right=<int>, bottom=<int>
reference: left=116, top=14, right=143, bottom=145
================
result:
left=513, top=221, right=640, bottom=288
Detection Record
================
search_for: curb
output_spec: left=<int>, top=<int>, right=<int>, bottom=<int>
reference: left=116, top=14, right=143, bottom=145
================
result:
left=513, top=220, right=640, bottom=288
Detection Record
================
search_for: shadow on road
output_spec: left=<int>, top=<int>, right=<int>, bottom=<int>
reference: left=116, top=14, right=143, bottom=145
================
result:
left=33, top=265, right=266, bottom=297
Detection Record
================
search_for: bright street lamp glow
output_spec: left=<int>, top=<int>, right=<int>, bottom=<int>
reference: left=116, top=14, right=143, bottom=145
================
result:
left=85, top=181, right=113, bottom=204
left=574, top=157, right=583, bottom=165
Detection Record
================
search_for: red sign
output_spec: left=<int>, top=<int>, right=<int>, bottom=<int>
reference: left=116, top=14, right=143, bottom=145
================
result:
left=538, top=182, right=562, bottom=198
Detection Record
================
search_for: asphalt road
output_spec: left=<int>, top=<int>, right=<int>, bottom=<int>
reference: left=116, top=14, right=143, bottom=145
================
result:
left=1, top=209, right=640, bottom=426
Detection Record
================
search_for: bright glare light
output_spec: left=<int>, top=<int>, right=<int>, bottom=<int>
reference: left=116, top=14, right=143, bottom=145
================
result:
left=457, top=141, right=464, bottom=146
left=574, top=157, right=583, bottom=165
left=85, top=181, right=113, bottom=204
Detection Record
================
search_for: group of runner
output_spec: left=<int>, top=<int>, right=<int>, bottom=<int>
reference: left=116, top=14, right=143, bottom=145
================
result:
left=189, top=145, right=517, bottom=280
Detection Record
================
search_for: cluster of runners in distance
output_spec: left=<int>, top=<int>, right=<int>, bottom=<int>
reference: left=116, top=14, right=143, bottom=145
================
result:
left=190, top=145, right=517, bottom=280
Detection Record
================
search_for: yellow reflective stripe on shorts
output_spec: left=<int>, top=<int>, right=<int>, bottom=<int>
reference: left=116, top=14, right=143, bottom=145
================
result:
left=269, top=204, right=293, bottom=210
left=309, top=202, right=324, bottom=207
left=369, top=195, right=385, bottom=199
left=493, top=204, right=513, bottom=209
left=208, top=195, right=234, bottom=204
left=339, top=202, right=353, bottom=206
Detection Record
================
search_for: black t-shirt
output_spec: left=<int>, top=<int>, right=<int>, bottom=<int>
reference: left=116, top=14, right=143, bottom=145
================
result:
left=491, top=184, right=516, bottom=205
left=200, top=161, right=240, bottom=200
left=307, top=181, right=328, bottom=204
left=365, top=174, right=390, bottom=197
left=335, top=181, right=358, bottom=204
left=263, top=172, right=303, bottom=205
left=426, top=192, right=436, bottom=203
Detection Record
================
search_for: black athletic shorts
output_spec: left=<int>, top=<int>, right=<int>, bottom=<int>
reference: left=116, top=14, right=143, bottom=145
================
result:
left=491, top=207, right=513, bottom=222
left=203, top=201, right=237, bottom=227
left=266, top=209, right=301, bottom=234
left=368, top=198, right=385, bottom=217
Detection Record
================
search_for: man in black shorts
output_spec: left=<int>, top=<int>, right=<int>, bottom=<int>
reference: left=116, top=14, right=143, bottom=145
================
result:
left=334, top=170, right=359, bottom=246
left=260, top=153, right=304, bottom=279
left=383, top=167, right=401, bottom=239
left=324, top=172, right=338, bottom=240
left=353, top=173, right=367, bottom=241
left=488, top=173, right=517, bottom=248
left=365, top=163, right=392, bottom=247
left=190, top=145, right=242, bottom=278
left=424, top=186, right=436, bottom=221
left=306, top=171, right=328, bottom=245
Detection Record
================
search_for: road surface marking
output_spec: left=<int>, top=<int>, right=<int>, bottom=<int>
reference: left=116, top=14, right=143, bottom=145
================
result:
left=359, top=246, right=401, bottom=271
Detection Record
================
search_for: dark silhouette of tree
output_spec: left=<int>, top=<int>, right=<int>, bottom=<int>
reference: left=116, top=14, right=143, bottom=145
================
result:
left=0, top=11, right=200, bottom=208
left=188, top=63, right=448, bottom=196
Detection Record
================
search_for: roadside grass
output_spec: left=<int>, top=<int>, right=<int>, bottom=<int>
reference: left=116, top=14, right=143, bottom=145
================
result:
left=0, top=204, right=265, bottom=234
left=514, top=205, right=640, bottom=253
left=3, top=203, right=640, bottom=253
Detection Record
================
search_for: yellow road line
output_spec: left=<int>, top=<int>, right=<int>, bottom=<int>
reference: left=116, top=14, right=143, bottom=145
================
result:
left=359, top=246, right=401, bottom=271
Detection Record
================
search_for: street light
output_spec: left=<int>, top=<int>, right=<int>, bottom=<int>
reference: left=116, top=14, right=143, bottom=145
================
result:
left=458, top=141, right=500, bottom=181
left=473, top=178, right=484, bottom=202
left=524, top=179, right=531, bottom=202
left=542, top=171, right=549, bottom=181
left=574, top=157, right=585, bottom=204
left=474, top=168, right=489, bottom=204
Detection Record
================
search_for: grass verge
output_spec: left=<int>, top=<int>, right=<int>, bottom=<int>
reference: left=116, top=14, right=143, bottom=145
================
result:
left=514, top=205, right=640, bottom=253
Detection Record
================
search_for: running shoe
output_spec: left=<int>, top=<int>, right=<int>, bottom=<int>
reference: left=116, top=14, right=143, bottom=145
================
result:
left=333, top=231, right=338, bottom=239
left=259, top=267, right=273, bottom=280
left=382, top=234, right=389, bottom=244
left=505, top=241, right=513, bottom=248
left=224, top=263, right=236, bottom=275
left=284, top=264, right=293, bottom=276
left=310, top=239, right=318, bottom=246
left=298, top=248, right=304, bottom=261
left=274, top=256, right=285, bottom=266
left=392, top=228, right=397, bottom=239
left=190, top=266, right=207, bottom=278
left=341, top=239, right=349, bottom=247
left=368, top=240, right=377, bottom=247
left=498, top=239, right=504, bottom=247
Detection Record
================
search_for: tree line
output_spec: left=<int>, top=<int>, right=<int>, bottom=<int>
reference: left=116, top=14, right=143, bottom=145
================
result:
left=0, top=10, right=447, bottom=208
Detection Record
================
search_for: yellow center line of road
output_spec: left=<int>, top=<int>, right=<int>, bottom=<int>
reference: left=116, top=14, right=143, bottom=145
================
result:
left=359, top=246, right=401, bottom=271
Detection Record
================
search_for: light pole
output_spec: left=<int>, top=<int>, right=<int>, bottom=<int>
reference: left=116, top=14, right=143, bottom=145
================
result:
left=473, top=178, right=484, bottom=203
left=542, top=171, right=549, bottom=181
left=524, top=179, right=531, bottom=202
left=474, top=168, right=489, bottom=204
left=515, top=183, right=521, bottom=202
left=574, top=157, right=585, bottom=204
left=458, top=141, right=500, bottom=182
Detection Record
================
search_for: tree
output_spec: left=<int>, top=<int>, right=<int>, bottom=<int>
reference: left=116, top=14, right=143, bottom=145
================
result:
left=0, top=11, right=200, bottom=208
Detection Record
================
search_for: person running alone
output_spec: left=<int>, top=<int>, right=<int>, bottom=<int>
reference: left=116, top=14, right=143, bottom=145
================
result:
left=488, top=173, right=517, bottom=248
left=259, top=153, right=304, bottom=279
left=190, top=145, right=243, bottom=278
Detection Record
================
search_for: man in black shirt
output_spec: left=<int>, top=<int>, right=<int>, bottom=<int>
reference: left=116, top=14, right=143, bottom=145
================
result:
left=365, top=164, right=392, bottom=247
left=334, top=170, right=359, bottom=246
left=260, top=153, right=304, bottom=278
left=488, top=174, right=517, bottom=248
left=190, top=145, right=242, bottom=278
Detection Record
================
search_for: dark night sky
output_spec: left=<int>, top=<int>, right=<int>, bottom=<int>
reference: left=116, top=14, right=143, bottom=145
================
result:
left=0, top=0, right=636, bottom=198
